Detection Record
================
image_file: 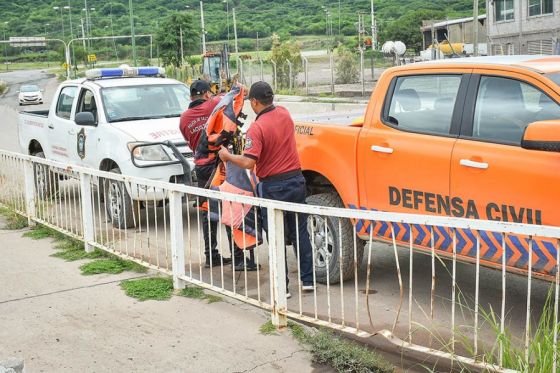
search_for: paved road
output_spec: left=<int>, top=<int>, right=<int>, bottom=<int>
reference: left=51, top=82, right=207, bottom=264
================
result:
left=0, top=70, right=553, bottom=368
left=0, top=215, right=321, bottom=373
left=0, top=69, right=58, bottom=152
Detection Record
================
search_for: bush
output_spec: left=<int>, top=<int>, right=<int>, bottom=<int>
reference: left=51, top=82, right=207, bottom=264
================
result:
left=270, top=33, right=302, bottom=89
left=335, top=45, right=359, bottom=84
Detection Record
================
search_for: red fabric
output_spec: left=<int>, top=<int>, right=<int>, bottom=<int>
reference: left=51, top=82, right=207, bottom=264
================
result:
left=179, top=97, right=220, bottom=160
left=243, top=106, right=301, bottom=179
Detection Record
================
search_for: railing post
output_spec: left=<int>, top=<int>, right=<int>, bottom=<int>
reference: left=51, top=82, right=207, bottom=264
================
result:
left=267, top=207, right=288, bottom=329
left=79, top=173, right=95, bottom=253
left=329, top=49, right=335, bottom=95
left=23, top=160, right=36, bottom=225
left=169, top=190, right=186, bottom=289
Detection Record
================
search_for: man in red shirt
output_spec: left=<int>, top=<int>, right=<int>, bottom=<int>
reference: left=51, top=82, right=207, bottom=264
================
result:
left=218, top=82, right=314, bottom=297
left=180, top=80, right=241, bottom=267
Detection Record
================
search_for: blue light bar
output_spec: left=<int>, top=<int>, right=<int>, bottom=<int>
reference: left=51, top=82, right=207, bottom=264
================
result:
left=85, top=66, right=165, bottom=79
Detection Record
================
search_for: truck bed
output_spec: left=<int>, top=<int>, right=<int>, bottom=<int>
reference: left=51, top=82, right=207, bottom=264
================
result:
left=292, top=110, right=364, bottom=126
left=19, top=110, right=49, bottom=118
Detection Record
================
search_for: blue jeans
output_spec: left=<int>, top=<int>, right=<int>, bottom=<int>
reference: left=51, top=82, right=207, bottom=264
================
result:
left=258, top=174, right=314, bottom=286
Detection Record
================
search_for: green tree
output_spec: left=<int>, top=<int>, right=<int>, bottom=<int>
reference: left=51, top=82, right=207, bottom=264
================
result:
left=270, top=34, right=301, bottom=89
left=335, top=45, right=359, bottom=84
left=380, top=9, right=445, bottom=53
left=156, top=12, right=199, bottom=68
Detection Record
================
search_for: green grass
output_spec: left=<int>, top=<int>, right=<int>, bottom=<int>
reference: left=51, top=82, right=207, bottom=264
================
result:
left=51, top=247, right=106, bottom=261
left=22, top=224, right=67, bottom=241
left=120, top=277, right=174, bottom=301
left=180, top=286, right=206, bottom=299
left=0, top=80, right=7, bottom=95
left=260, top=320, right=278, bottom=335
left=287, top=321, right=394, bottom=373
left=80, top=258, right=148, bottom=275
left=179, top=286, right=223, bottom=304
left=0, top=207, right=28, bottom=230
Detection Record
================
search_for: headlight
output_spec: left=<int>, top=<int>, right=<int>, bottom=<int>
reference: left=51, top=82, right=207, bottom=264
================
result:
left=128, top=142, right=171, bottom=161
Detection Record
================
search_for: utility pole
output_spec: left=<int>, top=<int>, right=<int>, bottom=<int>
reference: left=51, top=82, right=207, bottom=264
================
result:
left=84, top=0, right=90, bottom=49
left=473, top=0, right=479, bottom=56
left=232, top=7, right=239, bottom=54
left=129, top=0, right=137, bottom=65
left=180, top=25, right=184, bottom=67
left=200, top=1, right=207, bottom=54
left=81, top=18, right=86, bottom=51
left=370, top=0, right=377, bottom=50
left=338, top=0, right=341, bottom=35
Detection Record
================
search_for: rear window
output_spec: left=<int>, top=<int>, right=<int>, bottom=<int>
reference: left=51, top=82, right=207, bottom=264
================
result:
left=544, top=73, right=560, bottom=87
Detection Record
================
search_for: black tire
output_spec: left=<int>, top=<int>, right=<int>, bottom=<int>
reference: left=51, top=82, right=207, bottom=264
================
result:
left=104, top=167, right=136, bottom=229
left=33, top=151, right=59, bottom=199
left=306, top=193, right=363, bottom=284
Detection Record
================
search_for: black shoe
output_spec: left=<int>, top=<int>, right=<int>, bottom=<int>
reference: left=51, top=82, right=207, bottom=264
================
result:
left=233, top=261, right=261, bottom=272
left=205, top=256, right=232, bottom=268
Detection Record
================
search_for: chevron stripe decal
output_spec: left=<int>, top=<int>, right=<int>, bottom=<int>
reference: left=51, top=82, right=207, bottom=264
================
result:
left=350, top=206, right=557, bottom=277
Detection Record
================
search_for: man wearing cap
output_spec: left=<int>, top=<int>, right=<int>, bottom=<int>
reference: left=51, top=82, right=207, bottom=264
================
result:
left=180, top=80, right=235, bottom=267
left=218, top=81, right=314, bottom=297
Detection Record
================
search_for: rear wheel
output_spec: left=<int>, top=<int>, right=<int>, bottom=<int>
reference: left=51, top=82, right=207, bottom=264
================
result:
left=306, top=193, right=363, bottom=284
left=104, top=167, right=136, bottom=229
left=33, top=151, right=59, bottom=199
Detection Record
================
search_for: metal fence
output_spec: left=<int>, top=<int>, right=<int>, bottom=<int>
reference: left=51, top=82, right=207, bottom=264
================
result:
left=2, top=148, right=560, bottom=372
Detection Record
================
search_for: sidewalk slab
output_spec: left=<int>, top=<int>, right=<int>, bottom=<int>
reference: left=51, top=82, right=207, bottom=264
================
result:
left=0, top=217, right=316, bottom=373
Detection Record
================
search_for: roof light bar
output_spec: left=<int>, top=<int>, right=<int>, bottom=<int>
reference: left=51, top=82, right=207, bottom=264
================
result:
left=85, top=66, right=165, bottom=79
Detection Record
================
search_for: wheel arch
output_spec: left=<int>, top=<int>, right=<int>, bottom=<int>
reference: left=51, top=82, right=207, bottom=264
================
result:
left=28, top=140, right=43, bottom=155
left=99, top=158, right=119, bottom=172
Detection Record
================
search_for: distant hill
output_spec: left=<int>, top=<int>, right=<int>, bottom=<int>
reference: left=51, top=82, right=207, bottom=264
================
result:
left=1, top=0, right=484, bottom=53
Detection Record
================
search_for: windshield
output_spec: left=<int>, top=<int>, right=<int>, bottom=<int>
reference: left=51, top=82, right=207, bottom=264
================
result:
left=21, top=85, right=39, bottom=93
left=545, top=73, right=560, bottom=87
left=101, top=84, right=191, bottom=123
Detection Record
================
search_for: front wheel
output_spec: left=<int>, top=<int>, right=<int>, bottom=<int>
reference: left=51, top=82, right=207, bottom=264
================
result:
left=33, top=151, right=59, bottom=199
left=103, top=168, right=136, bottom=229
left=306, top=193, right=363, bottom=284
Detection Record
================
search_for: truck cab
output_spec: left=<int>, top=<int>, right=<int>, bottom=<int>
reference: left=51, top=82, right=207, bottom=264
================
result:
left=296, top=55, right=560, bottom=283
left=18, top=66, right=193, bottom=228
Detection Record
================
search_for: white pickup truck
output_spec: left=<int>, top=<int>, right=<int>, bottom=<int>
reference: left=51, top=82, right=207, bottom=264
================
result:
left=18, top=66, right=195, bottom=228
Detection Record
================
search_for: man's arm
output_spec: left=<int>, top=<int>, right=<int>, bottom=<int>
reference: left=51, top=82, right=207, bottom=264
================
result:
left=218, top=146, right=256, bottom=169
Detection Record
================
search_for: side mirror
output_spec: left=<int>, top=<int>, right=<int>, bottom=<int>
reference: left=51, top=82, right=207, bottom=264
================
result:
left=75, top=112, right=96, bottom=127
left=521, top=120, right=560, bottom=152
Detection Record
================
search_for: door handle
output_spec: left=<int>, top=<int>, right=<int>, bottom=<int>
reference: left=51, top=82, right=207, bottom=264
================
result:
left=371, top=145, right=394, bottom=154
left=48, top=124, right=54, bottom=129
left=460, top=159, right=488, bottom=170
left=68, top=129, right=76, bottom=135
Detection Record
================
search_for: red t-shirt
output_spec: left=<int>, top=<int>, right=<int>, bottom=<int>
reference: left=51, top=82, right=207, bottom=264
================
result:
left=243, top=106, right=301, bottom=179
left=179, top=97, right=220, bottom=159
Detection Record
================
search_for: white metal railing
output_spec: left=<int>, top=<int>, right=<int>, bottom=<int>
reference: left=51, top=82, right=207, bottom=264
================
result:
left=1, top=148, right=559, bottom=372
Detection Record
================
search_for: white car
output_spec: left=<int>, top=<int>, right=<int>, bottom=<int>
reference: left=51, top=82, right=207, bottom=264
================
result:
left=18, top=84, right=43, bottom=105
left=18, top=66, right=195, bottom=228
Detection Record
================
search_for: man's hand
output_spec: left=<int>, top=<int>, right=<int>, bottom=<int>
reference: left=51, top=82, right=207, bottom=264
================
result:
left=218, top=146, right=230, bottom=162
left=217, top=145, right=256, bottom=170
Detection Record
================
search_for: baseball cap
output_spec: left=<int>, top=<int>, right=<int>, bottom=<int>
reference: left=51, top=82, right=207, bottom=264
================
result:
left=248, top=81, right=274, bottom=100
left=190, top=80, right=211, bottom=96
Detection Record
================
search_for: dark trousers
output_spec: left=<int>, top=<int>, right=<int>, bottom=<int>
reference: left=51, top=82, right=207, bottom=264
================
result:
left=258, top=174, right=314, bottom=286
left=195, top=164, right=243, bottom=261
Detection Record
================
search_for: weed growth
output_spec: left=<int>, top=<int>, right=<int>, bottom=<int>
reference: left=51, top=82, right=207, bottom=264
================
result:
left=120, top=277, right=174, bottom=301
left=0, top=207, right=28, bottom=230
left=80, top=258, right=147, bottom=275
left=287, top=321, right=394, bottom=373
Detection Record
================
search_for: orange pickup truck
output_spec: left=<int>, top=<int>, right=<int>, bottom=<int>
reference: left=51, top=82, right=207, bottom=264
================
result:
left=295, top=55, right=560, bottom=283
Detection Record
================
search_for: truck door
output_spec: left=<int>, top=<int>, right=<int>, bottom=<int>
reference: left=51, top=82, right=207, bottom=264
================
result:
left=48, top=86, right=78, bottom=162
left=71, top=88, right=100, bottom=167
left=360, top=73, right=469, bottom=218
left=451, top=73, right=560, bottom=227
